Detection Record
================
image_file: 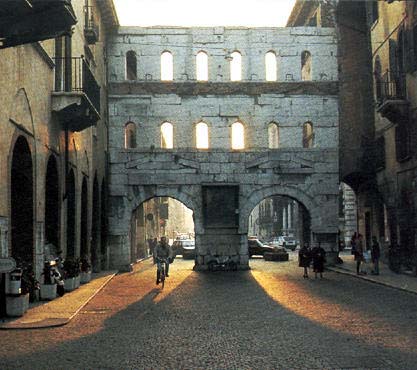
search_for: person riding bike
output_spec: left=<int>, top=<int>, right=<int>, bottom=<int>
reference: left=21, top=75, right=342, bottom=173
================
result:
left=154, top=236, right=172, bottom=285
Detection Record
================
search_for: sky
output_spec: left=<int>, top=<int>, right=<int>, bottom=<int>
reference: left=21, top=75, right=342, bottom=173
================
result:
left=113, top=0, right=297, bottom=27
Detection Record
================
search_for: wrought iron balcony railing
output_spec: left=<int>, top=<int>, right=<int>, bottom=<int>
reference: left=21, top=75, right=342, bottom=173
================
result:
left=379, top=70, right=406, bottom=103
left=54, top=56, right=100, bottom=114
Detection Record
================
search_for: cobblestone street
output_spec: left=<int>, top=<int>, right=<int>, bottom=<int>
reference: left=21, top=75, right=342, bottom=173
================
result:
left=1, top=255, right=417, bottom=369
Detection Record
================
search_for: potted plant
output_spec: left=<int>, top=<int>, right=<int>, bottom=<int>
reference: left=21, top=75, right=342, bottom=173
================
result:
left=6, top=267, right=30, bottom=317
left=40, top=260, right=58, bottom=300
left=63, top=257, right=80, bottom=292
left=80, top=256, right=92, bottom=284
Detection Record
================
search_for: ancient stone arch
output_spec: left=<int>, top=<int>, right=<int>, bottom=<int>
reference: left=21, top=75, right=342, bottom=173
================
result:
left=239, top=185, right=318, bottom=234
left=129, top=185, right=202, bottom=233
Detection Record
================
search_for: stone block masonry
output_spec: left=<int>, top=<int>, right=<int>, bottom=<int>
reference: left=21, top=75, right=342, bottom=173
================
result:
left=108, top=26, right=339, bottom=271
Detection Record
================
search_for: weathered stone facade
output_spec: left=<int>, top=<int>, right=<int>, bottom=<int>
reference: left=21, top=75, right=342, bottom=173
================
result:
left=0, top=0, right=118, bottom=279
left=108, top=26, right=340, bottom=270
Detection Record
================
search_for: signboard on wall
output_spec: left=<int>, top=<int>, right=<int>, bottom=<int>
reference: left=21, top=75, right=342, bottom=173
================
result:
left=202, top=186, right=239, bottom=228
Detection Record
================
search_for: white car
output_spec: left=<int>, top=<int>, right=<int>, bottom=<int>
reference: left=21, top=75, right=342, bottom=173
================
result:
left=275, top=236, right=298, bottom=251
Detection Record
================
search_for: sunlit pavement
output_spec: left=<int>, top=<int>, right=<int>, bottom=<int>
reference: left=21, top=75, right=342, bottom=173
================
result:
left=1, top=255, right=417, bottom=369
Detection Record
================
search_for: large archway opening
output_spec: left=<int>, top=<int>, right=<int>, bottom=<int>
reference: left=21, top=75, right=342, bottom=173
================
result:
left=131, top=197, right=195, bottom=263
left=66, top=168, right=76, bottom=258
left=91, top=176, right=100, bottom=271
left=10, top=136, right=34, bottom=267
left=45, top=155, right=60, bottom=255
left=100, top=179, right=107, bottom=270
left=80, top=176, right=88, bottom=259
left=248, top=195, right=311, bottom=262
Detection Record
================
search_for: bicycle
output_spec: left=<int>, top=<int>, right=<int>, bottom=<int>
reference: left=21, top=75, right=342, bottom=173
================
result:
left=156, top=257, right=169, bottom=288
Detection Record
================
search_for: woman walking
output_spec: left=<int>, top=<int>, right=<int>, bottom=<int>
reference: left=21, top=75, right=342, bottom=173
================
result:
left=311, top=242, right=326, bottom=279
left=298, top=243, right=311, bottom=278
left=355, top=234, right=364, bottom=274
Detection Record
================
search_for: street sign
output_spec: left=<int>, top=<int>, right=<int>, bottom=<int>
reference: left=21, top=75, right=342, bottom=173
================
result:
left=0, top=257, right=16, bottom=273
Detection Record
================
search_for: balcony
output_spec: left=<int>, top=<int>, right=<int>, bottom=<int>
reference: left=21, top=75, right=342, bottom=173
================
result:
left=84, top=5, right=99, bottom=44
left=52, top=56, right=101, bottom=132
left=376, top=70, right=409, bottom=123
left=0, top=0, right=76, bottom=49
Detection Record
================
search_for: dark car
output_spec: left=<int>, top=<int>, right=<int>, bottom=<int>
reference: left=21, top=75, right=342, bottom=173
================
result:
left=172, top=239, right=195, bottom=259
left=248, top=238, right=275, bottom=257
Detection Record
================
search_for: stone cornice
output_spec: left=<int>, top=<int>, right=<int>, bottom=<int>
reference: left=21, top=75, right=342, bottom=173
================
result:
left=109, top=81, right=338, bottom=96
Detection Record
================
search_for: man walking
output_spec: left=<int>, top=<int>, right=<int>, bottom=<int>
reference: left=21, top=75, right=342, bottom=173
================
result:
left=371, top=236, right=380, bottom=275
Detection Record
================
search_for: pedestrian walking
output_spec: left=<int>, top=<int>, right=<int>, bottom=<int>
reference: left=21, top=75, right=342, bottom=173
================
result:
left=350, top=232, right=358, bottom=255
left=355, top=233, right=364, bottom=274
left=298, top=243, right=311, bottom=279
left=371, top=236, right=380, bottom=275
left=311, top=242, right=326, bottom=279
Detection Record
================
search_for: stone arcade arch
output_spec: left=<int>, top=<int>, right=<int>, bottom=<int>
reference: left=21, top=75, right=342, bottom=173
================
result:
left=66, top=169, right=76, bottom=258
left=45, top=154, right=60, bottom=253
left=239, top=185, right=318, bottom=234
left=80, top=176, right=88, bottom=258
left=130, top=196, right=195, bottom=263
left=91, top=175, right=100, bottom=271
left=10, top=135, right=34, bottom=267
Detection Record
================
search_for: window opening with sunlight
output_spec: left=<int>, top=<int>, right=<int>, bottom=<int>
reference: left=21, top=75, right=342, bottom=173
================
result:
left=230, top=51, right=242, bottom=81
left=196, top=51, right=208, bottom=81
left=301, top=51, right=312, bottom=81
left=303, top=122, right=314, bottom=148
left=125, top=122, right=137, bottom=148
left=196, top=121, right=209, bottom=149
left=161, top=51, right=173, bottom=81
left=265, top=51, right=277, bottom=81
left=161, top=122, right=174, bottom=148
left=268, top=122, right=279, bottom=149
left=231, top=121, right=245, bottom=149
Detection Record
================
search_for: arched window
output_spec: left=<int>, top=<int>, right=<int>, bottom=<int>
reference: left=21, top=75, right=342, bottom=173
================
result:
left=374, top=56, right=382, bottom=102
left=303, top=122, right=314, bottom=148
left=230, top=51, right=242, bottom=81
left=231, top=121, right=244, bottom=149
left=301, top=51, right=312, bottom=81
left=161, top=51, right=173, bottom=81
left=268, top=122, right=279, bottom=149
left=161, top=122, right=173, bottom=148
left=125, top=122, right=137, bottom=149
left=196, top=51, right=208, bottom=81
left=196, top=121, right=209, bottom=149
left=126, top=51, right=137, bottom=80
left=265, top=51, right=277, bottom=81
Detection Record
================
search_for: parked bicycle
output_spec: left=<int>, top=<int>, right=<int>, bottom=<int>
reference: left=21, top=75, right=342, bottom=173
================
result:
left=156, top=257, right=169, bottom=288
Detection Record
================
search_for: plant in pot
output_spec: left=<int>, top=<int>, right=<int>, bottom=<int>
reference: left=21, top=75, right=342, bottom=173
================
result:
left=40, top=260, right=58, bottom=300
left=80, top=256, right=92, bottom=284
left=63, top=257, right=80, bottom=292
left=5, top=262, right=30, bottom=317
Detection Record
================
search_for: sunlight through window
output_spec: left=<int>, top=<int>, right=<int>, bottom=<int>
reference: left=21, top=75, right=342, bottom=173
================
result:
left=196, top=51, right=208, bottom=81
left=265, top=51, right=277, bottom=81
left=125, top=122, right=137, bottom=148
left=303, top=121, right=314, bottom=148
left=231, top=121, right=245, bottom=149
left=161, top=51, right=173, bottom=81
left=268, top=122, right=279, bottom=149
left=230, top=51, right=242, bottom=81
left=301, top=50, right=312, bottom=81
left=196, top=121, right=209, bottom=149
left=161, top=122, right=173, bottom=148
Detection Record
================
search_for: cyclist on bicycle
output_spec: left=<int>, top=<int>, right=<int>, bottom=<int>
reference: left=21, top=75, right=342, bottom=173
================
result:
left=154, top=236, right=172, bottom=285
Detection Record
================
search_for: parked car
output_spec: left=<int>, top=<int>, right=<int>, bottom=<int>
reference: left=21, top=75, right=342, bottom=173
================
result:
left=172, top=239, right=195, bottom=259
left=248, top=238, right=288, bottom=258
left=271, top=236, right=298, bottom=251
